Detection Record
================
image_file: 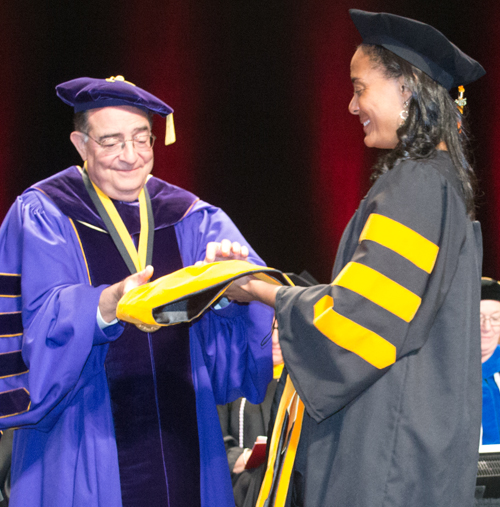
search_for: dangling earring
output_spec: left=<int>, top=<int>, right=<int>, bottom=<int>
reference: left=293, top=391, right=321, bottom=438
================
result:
left=399, top=100, right=409, bottom=126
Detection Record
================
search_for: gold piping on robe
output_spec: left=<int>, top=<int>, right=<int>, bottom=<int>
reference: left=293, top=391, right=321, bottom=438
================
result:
left=69, top=218, right=92, bottom=285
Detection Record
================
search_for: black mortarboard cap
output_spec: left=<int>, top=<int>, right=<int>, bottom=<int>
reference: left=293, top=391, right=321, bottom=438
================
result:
left=349, top=9, right=485, bottom=90
left=482, top=278, right=500, bottom=302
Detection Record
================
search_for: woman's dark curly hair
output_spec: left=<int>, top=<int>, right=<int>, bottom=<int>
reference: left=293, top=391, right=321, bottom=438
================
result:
left=360, top=43, right=477, bottom=218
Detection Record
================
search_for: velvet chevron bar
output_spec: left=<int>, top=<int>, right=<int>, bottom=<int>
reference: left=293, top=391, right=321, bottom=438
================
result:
left=0, top=312, right=23, bottom=337
left=0, top=388, right=30, bottom=418
left=0, top=274, right=21, bottom=298
left=0, top=351, right=28, bottom=378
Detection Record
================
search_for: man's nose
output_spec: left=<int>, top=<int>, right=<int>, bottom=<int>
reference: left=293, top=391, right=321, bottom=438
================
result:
left=119, top=140, right=139, bottom=163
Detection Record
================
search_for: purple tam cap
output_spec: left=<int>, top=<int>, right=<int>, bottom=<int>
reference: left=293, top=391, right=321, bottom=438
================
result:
left=56, top=76, right=176, bottom=145
left=55, top=76, right=173, bottom=117
left=349, top=9, right=485, bottom=90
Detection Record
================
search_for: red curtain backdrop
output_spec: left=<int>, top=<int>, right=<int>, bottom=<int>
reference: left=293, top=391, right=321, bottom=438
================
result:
left=0, top=0, right=495, bottom=282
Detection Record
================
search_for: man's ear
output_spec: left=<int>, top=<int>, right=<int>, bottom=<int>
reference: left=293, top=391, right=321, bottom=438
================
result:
left=70, top=131, right=88, bottom=161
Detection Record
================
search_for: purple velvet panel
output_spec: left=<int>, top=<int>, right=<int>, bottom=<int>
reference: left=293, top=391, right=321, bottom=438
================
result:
left=33, top=166, right=198, bottom=233
left=74, top=219, right=201, bottom=507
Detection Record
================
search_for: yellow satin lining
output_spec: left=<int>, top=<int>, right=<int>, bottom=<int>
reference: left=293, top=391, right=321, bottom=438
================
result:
left=89, top=179, right=149, bottom=272
left=274, top=393, right=305, bottom=506
left=256, top=375, right=305, bottom=507
left=117, top=260, right=290, bottom=327
left=257, top=376, right=295, bottom=506
left=273, top=363, right=284, bottom=379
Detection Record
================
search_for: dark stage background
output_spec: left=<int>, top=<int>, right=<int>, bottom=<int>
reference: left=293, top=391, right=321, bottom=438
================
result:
left=0, top=0, right=496, bottom=283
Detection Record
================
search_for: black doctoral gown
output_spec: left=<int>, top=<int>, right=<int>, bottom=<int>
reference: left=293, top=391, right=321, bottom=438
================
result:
left=275, top=151, right=482, bottom=507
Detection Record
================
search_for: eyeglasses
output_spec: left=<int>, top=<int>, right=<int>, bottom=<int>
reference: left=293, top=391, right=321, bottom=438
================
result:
left=480, top=314, right=500, bottom=327
left=83, top=132, right=156, bottom=154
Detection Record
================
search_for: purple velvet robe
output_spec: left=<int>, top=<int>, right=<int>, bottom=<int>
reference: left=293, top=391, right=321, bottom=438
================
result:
left=0, top=166, right=273, bottom=507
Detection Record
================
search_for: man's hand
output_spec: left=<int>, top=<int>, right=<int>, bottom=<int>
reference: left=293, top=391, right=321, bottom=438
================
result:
left=99, top=266, right=154, bottom=323
left=233, top=449, right=251, bottom=474
left=195, top=240, right=249, bottom=266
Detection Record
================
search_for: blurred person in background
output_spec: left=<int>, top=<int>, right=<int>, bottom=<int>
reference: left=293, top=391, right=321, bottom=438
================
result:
left=480, top=278, right=500, bottom=445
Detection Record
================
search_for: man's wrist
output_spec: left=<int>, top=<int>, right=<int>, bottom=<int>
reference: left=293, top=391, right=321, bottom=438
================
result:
left=97, top=306, right=119, bottom=329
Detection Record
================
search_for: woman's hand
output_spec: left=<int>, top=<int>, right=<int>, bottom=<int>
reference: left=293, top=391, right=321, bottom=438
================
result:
left=225, top=275, right=280, bottom=308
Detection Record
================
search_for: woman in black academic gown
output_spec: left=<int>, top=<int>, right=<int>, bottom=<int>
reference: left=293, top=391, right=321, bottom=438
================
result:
left=226, top=9, right=485, bottom=507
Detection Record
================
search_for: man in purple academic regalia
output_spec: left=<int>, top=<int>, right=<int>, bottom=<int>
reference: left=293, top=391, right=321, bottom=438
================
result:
left=0, top=76, right=273, bottom=507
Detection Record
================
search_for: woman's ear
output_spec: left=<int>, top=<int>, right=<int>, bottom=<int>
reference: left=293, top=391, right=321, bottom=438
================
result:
left=400, top=80, right=412, bottom=102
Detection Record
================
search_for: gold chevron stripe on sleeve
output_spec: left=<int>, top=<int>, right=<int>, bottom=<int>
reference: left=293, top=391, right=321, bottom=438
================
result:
left=333, top=262, right=421, bottom=322
left=313, top=295, right=396, bottom=369
left=359, top=213, right=439, bottom=273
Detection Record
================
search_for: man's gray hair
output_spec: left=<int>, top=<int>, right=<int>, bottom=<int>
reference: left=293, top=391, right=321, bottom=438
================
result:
left=73, top=109, right=154, bottom=134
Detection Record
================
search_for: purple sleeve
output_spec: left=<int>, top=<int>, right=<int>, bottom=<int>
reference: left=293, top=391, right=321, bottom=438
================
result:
left=0, top=191, right=122, bottom=430
left=175, top=201, right=273, bottom=405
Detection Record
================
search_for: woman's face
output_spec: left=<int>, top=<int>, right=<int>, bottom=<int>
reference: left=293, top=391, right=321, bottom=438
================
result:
left=349, top=48, right=411, bottom=150
left=480, top=299, right=500, bottom=362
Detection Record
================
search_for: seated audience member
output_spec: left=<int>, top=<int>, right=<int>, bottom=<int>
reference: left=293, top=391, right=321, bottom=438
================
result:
left=481, top=278, right=500, bottom=445
left=0, top=430, right=12, bottom=506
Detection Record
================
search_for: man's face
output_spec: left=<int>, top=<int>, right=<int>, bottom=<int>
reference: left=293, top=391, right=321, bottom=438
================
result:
left=71, top=105, right=154, bottom=201
left=480, top=299, right=500, bottom=362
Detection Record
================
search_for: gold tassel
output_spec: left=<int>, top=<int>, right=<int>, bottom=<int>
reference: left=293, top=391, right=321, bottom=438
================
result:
left=455, top=85, right=466, bottom=114
left=455, top=85, right=466, bottom=133
left=165, top=114, right=176, bottom=145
